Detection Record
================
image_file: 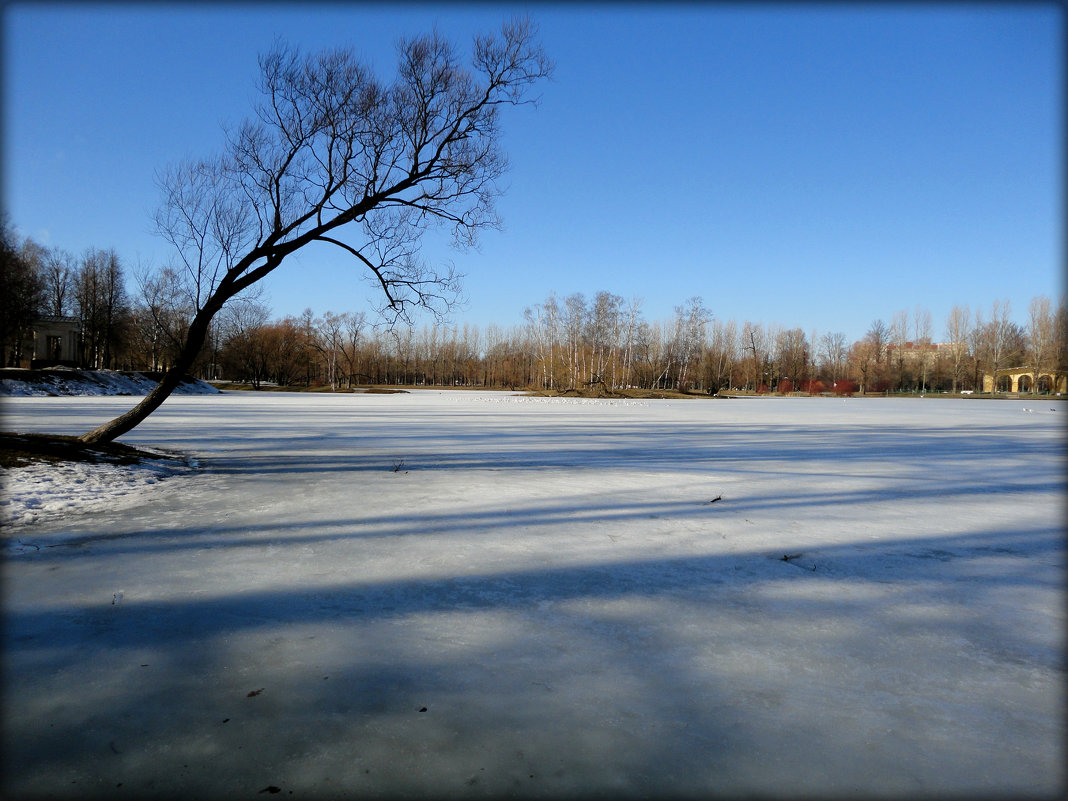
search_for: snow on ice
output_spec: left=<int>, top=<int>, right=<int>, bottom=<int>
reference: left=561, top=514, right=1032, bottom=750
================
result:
left=0, top=390, right=1064, bottom=798
left=2, top=453, right=198, bottom=532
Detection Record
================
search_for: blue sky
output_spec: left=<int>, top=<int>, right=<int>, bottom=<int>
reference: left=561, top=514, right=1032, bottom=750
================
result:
left=4, top=3, right=1062, bottom=343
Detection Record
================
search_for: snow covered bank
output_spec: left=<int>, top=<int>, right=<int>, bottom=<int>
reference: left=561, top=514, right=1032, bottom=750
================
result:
left=0, top=392, right=1064, bottom=798
left=0, top=367, right=219, bottom=397
left=1, top=451, right=199, bottom=532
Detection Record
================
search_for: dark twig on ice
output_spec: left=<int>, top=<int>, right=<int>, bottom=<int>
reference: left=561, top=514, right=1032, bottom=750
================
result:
left=780, top=553, right=817, bottom=572
left=709, top=495, right=722, bottom=503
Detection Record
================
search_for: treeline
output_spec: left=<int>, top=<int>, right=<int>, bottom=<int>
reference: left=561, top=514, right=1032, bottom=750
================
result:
left=3, top=225, right=1066, bottom=394
left=235, top=293, right=1061, bottom=395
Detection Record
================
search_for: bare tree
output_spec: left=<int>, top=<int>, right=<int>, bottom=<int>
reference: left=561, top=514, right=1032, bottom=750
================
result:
left=524, top=294, right=560, bottom=390
left=852, top=320, right=892, bottom=393
left=1055, top=299, right=1068, bottom=375
left=0, top=225, right=45, bottom=366
left=79, top=20, right=551, bottom=443
left=975, top=300, right=1015, bottom=392
left=216, top=298, right=272, bottom=386
left=672, top=297, right=710, bottom=391
left=888, top=309, right=910, bottom=389
left=1027, top=295, right=1056, bottom=394
left=969, top=307, right=987, bottom=391
left=773, top=327, right=807, bottom=391
left=944, top=303, right=978, bottom=393
left=76, top=248, right=128, bottom=369
left=340, top=310, right=367, bottom=387
left=588, top=290, right=623, bottom=387
left=817, top=331, right=847, bottom=384
left=849, top=339, right=878, bottom=394
left=702, top=317, right=735, bottom=394
left=561, top=293, right=586, bottom=389
left=741, top=321, right=770, bottom=391
left=42, top=248, right=77, bottom=317
left=313, top=311, right=348, bottom=389
left=867, top=319, right=889, bottom=358
left=912, top=304, right=933, bottom=392
left=619, top=296, right=643, bottom=390
left=943, top=304, right=972, bottom=392
left=130, top=265, right=195, bottom=372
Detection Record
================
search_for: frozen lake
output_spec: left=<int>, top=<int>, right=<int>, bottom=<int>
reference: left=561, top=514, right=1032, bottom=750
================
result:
left=1, top=391, right=1064, bottom=798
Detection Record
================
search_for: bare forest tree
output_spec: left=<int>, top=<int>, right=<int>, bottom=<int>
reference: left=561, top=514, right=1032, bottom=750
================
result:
left=1026, top=296, right=1057, bottom=394
left=943, top=305, right=972, bottom=393
left=739, top=322, right=759, bottom=391
left=42, top=248, right=77, bottom=317
left=78, top=19, right=551, bottom=443
left=215, top=299, right=272, bottom=386
left=888, top=309, right=910, bottom=389
left=866, top=319, right=889, bottom=364
left=850, top=320, right=890, bottom=393
left=524, top=293, right=559, bottom=389
left=76, top=248, right=128, bottom=369
left=695, top=319, right=731, bottom=394
left=910, top=304, right=934, bottom=391
left=313, top=311, right=348, bottom=389
left=588, top=290, right=623, bottom=387
left=561, top=293, right=586, bottom=389
left=817, top=331, right=847, bottom=384
left=974, top=300, right=1018, bottom=391
left=339, top=311, right=368, bottom=387
left=774, top=327, right=808, bottom=391
left=128, top=265, right=196, bottom=372
left=0, top=223, right=45, bottom=366
left=1056, top=302, right=1068, bottom=374
left=669, top=297, right=710, bottom=391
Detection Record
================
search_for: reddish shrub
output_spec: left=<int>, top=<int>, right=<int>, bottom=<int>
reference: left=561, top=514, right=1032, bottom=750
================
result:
left=777, top=379, right=794, bottom=394
left=832, top=379, right=856, bottom=396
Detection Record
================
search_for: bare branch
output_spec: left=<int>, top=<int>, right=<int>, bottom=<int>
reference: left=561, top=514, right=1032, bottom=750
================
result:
left=81, top=17, right=550, bottom=443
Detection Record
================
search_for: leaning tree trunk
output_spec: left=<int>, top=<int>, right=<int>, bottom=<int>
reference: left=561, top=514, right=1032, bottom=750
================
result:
left=79, top=302, right=219, bottom=445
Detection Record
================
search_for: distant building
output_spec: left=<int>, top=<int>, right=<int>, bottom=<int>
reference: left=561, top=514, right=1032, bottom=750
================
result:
left=884, top=341, right=939, bottom=364
left=28, top=316, right=82, bottom=368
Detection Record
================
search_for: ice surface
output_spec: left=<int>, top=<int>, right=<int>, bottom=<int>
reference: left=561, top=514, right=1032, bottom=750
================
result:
left=1, top=391, right=1064, bottom=798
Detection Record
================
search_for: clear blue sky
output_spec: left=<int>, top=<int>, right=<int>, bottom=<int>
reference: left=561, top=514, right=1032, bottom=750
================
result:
left=4, top=2, right=1063, bottom=343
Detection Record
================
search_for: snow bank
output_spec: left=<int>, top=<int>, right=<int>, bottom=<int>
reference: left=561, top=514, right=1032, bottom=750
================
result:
left=1, top=451, right=198, bottom=533
left=0, top=367, right=218, bottom=397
